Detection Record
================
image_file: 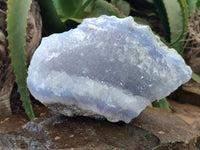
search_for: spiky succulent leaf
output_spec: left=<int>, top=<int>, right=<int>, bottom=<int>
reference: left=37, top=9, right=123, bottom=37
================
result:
left=68, top=0, right=126, bottom=23
left=37, top=0, right=125, bottom=32
left=169, top=0, right=188, bottom=55
left=7, top=0, right=34, bottom=120
left=111, top=0, right=130, bottom=16
left=53, top=0, right=94, bottom=21
left=187, top=0, right=197, bottom=14
left=153, top=0, right=170, bottom=42
left=53, top=0, right=82, bottom=18
left=36, top=0, right=66, bottom=34
left=88, top=0, right=125, bottom=18
left=162, top=0, right=188, bottom=46
left=70, top=0, right=126, bottom=23
left=154, top=0, right=188, bottom=55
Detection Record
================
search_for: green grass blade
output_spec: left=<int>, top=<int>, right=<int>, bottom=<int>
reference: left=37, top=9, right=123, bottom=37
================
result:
left=7, top=0, right=34, bottom=120
left=192, top=72, right=200, bottom=84
left=152, top=98, right=171, bottom=110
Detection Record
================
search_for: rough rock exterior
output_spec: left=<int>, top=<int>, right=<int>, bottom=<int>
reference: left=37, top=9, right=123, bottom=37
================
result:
left=27, top=15, right=191, bottom=123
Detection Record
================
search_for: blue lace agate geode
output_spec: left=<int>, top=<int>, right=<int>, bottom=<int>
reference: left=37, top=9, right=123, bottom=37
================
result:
left=27, top=15, right=192, bottom=123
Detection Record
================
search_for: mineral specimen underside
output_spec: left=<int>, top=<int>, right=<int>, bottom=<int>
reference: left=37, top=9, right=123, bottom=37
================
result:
left=27, top=15, right=192, bottom=123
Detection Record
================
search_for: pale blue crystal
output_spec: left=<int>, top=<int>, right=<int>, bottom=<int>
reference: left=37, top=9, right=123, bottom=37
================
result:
left=27, top=15, right=192, bottom=123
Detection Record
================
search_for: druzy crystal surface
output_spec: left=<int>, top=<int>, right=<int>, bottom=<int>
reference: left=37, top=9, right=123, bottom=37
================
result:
left=27, top=15, right=192, bottom=123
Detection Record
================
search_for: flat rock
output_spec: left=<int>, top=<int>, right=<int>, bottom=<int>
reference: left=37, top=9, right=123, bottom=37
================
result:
left=0, top=108, right=160, bottom=149
left=0, top=101, right=199, bottom=149
left=132, top=101, right=200, bottom=149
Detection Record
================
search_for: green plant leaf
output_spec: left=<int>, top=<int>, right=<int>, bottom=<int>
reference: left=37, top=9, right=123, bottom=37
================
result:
left=192, top=72, right=200, bottom=84
left=187, top=0, right=197, bottom=14
left=133, top=17, right=153, bottom=27
left=147, top=0, right=154, bottom=3
left=169, top=0, right=188, bottom=47
left=37, top=0, right=125, bottom=30
left=88, top=0, right=125, bottom=18
left=197, top=0, right=200, bottom=8
left=36, top=0, right=66, bottom=34
left=73, top=0, right=95, bottom=18
left=52, top=0, right=82, bottom=18
left=154, top=0, right=188, bottom=55
left=170, top=0, right=188, bottom=56
left=162, top=0, right=188, bottom=44
left=111, top=0, right=130, bottom=16
left=152, top=98, right=171, bottom=110
left=70, top=0, right=126, bottom=23
left=153, top=0, right=170, bottom=42
left=54, top=0, right=94, bottom=18
left=37, top=0, right=95, bottom=31
left=7, top=0, right=34, bottom=120
left=52, top=0, right=95, bottom=23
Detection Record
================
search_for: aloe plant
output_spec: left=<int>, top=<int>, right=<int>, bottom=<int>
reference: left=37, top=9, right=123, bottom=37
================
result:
left=7, top=0, right=34, bottom=120
left=37, top=0, right=126, bottom=34
left=153, top=0, right=189, bottom=56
